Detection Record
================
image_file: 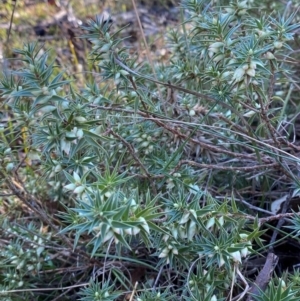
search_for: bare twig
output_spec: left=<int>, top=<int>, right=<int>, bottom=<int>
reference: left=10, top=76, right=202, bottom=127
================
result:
left=107, top=129, right=151, bottom=178
left=5, top=0, right=18, bottom=48
left=235, top=265, right=250, bottom=301
left=88, top=103, right=300, bottom=166
left=205, top=211, right=300, bottom=225
left=269, top=191, right=292, bottom=252
left=0, top=282, right=89, bottom=294
left=129, top=281, right=138, bottom=301
left=246, top=253, right=278, bottom=301
left=176, top=159, right=278, bottom=172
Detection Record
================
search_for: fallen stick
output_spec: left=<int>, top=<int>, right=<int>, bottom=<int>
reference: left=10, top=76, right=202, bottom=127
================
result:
left=246, top=252, right=278, bottom=301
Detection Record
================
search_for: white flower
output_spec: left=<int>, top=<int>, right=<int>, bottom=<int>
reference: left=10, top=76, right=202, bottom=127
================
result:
left=54, top=164, right=62, bottom=173
left=189, top=209, right=197, bottom=219
left=104, top=191, right=113, bottom=198
left=219, top=255, right=225, bottom=267
left=64, top=183, right=76, bottom=191
left=232, top=67, right=245, bottom=82
left=124, top=227, right=140, bottom=235
left=230, top=250, right=242, bottom=263
left=73, top=172, right=81, bottom=182
left=158, top=247, right=169, bottom=258
left=265, top=52, right=275, bottom=59
left=279, top=278, right=287, bottom=290
left=238, top=9, right=247, bottom=15
left=238, top=0, right=248, bottom=9
left=132, top=227, right=141, bottom=235
left=218, top=216, right=224, bottom=226
left=102, top=230, right=114, bottom=243
left=39, top=105, right=56, bottom=113
left=243, top=110, right=256, bottom=117
left=239, top=233, right=248, bottom=240
left=249, top=61, right=257, bottom=69
left=241, top=247, right=249, bottom=258
left=6, top=163, right=14, bottom=172
left=163, top=234, right=169, bottom=242
left=179, top=212, right=190, bottom=224
left=138, top=217, right=150, bottom=234
left=225, top=7, right=235, bottom=14
left=242, top=64, right=249, bottom=70
left=171, top=226, right=178, bottom=239
left=206, top=217, right=215, bottom=229
left=74, top=116, right=87, bottom=123
left=73, top=185, right=85, bottom=194
left=172, top=248, right=179, bottom=255
left=209, top=42, right=224, bottom=50
left=76, top=128, right=84, bottom=139
left=99, top=43, right=111, bottom=52
left=178, top=226, right=187, bottom=239
left=246, top=68, right=255, bottom=77
left=274, top=41, right=283, bottom=49
left=188, top=220, right=197, bottom=240
left=208, top=50, right=215, bottom=58
left=221, top=71, right=232, bottom=79
left=166, top=179, right=175, bottom=190
left=189, top=109, right=196, bottom=116
left=213, top=54, right=224, bottom=62
left=211, top=295, right=217, bottom=301
left=61, top=139, right=71, bottom=155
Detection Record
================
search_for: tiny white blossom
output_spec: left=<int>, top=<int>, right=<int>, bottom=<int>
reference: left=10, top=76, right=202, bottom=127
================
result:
left=230, top=250, right=242, bottom=263
left=73, top=172, right=81, bottom=182
left=74, top=185, right=85, bottom=194
left=64, top=183, right=76, bottom=191
left=265, top=52, right=275, bottom=59
left=246, top=68, right=255, bottom=77
left=232, top=67, right=245, bottom=82
left=158, top=247, right=169, bottom=258
left=274, top=41, right=283, bottom=49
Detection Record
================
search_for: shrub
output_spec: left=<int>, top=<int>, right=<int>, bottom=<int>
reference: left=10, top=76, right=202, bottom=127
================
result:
left=1, top=0, right=300, bottom=300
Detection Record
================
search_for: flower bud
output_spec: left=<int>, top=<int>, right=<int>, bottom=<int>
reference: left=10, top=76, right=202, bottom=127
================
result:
left=246, top=68, right=255, bottom=77
left=232, top=67, right=245, bottom=82
left=265, top=52, right=275, bottom=59
left=6, top=162, right=14, bottom=172
left=274, top=41, right=283, bottom=49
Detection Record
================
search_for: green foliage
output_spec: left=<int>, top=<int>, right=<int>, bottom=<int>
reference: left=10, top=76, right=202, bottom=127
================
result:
left=254, top=275, right=298, bottom=301
left=78, top=280, right=121, bottom=301
left=1, top=0, right=300, bottom=300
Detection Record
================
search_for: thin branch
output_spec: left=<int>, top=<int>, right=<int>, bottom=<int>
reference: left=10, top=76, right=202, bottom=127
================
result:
left=5, top=0, right=18, bottom=48
left=246, top=253, right=278, bottom=301
left=129, top=281, right=138, bottom=301
left=177, top=159, right=278, bottom=172
left=0, top=282, right=89, bottom=294
left=269, top=191, right=292, bottom=252
left=235, top=265, right=250, bottom=301
left=107, top=129, right=151, bottom=178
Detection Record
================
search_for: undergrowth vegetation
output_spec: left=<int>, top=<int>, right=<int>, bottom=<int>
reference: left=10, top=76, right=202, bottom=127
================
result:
left=2, top=0, right=300, bottom=300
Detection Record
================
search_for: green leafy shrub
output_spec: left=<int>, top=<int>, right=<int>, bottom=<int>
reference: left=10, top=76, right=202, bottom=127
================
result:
left=1, top=0, right=300, bottom=300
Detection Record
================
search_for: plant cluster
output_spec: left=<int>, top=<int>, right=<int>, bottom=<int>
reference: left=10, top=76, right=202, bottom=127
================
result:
left=1, top=0, right=300, bottom=300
